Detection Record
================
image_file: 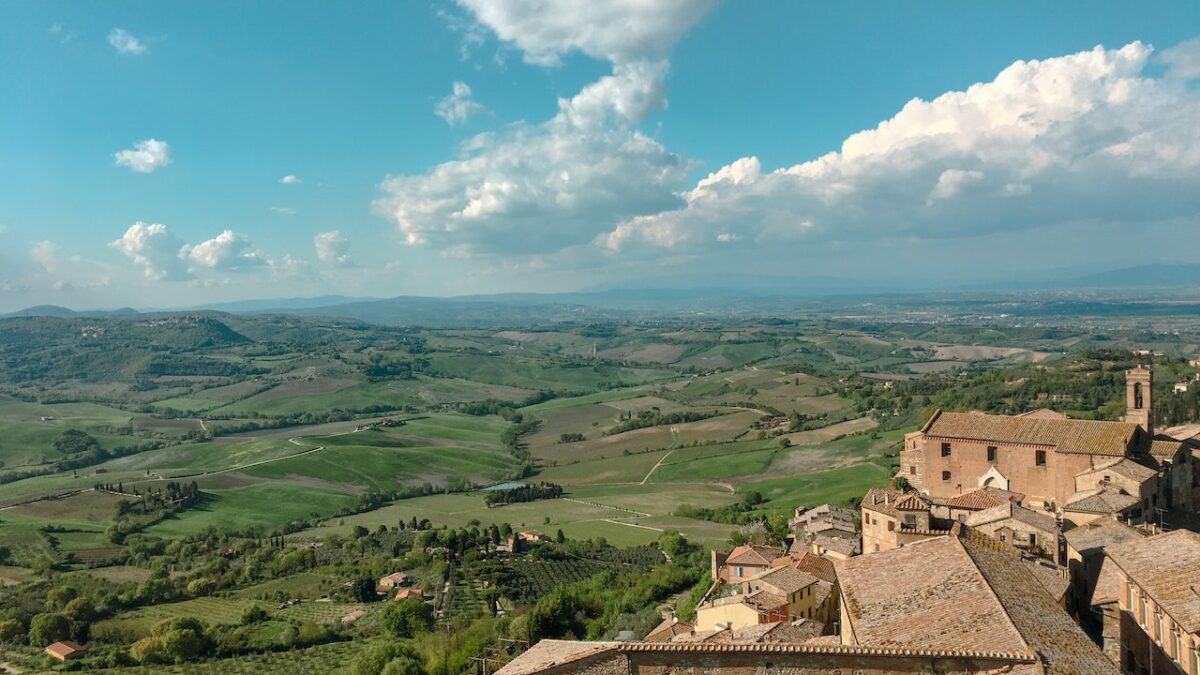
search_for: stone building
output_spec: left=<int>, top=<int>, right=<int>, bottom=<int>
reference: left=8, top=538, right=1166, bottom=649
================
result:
left=1062, top=517, right=1146, bottom=655
left=1096, top=529, right=1200, bottom=674
left=789, top=503, right=856, bottom=540
left=710, top=543, right=783, bottom=583
left=898, top=366, right=1195, bottom=524
left=962, top=500, right=1059, bottom=560
left=860, top=487, right=948, bottom=553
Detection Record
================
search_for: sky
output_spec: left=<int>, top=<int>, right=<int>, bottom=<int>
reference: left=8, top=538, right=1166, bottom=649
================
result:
left=3, top=1, right=1200, bottom=310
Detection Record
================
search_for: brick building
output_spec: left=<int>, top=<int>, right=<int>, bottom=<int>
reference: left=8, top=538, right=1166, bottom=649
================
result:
left=898, top=366, right=1195, bottom=524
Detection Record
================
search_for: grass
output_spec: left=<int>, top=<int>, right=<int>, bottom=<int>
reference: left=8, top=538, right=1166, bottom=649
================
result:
left=741, top=461, right=893, bottom=511
left=0, top=398, right=139, bottom=469
left=294, top=481, right=740, bottom=548
left=142, top=484, right=358, bottom=537
left=537, top=450, right=670, bottom=484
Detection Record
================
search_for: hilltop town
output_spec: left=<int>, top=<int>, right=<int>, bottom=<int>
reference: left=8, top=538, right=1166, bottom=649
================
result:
left=499, top=365, right=1200, bottom=675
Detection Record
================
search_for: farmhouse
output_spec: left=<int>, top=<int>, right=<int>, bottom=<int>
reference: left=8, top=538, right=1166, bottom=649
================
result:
left=377, top=571, right=410, bottom=591
left=341, top=609, right=366, bottom=624
left=393, top=588, right=423, bottom=601
left=45, top=640, right=86, bottom=661
left=898, top=366, right=1197, bottom=525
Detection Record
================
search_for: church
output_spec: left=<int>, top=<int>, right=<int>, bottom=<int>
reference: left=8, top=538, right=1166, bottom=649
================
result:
left=898, top=366, right=1198, bottom=527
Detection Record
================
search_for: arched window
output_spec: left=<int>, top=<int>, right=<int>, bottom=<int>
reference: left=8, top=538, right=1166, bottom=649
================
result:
left=1134, top=382, right=1144, bottom=409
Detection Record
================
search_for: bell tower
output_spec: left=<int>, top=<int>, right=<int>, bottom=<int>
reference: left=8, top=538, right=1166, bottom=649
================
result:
left=1125, top=365, right=1152, bottom=436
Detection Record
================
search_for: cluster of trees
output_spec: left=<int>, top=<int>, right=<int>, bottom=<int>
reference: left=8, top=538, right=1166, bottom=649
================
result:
left=673, top=490, right=773, bottom=527
left=604, top=409, right=717, bottom=436
left=483, top=482, right=563, bottom=507
left=558, top=432, right=585, bottom=443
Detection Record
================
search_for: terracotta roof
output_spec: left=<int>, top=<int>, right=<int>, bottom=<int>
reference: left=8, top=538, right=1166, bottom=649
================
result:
left=1064, top=488, right=1141, bottom=515
left=959, top=529, right=1121, bottom=675
left=44, top=641, right=85, bottom=658
left=1106, top=530, right=1200, bottom=632
left=835, top=537, right=1030, bottom=653
left=1016, top=408, right=1069, bottom=419
left=1062, top=517, right=1145, bottom=558
left=1102, top=458, right=1158, bottom=482
left=725, top=544, right=784, bottom=567
left=862, top=487, right=929, bottom=518
left=730, top=619, right=823, bottom=643
left=963, top=502, right=1056, bottom=533
left=922, top=409, right=1137, bottom=456
left=644, top=617, right=693, bottom=641
left=496, top=639, right=1040, bottom=675
left=708, top=587, right=788, bottom=613
left=747, top=565, right=818, bottom=595
left=1149, top=437, right=1186, bottom=459
left=793, top=552, right=837, bottom=584
left=811, top=534, right=860, bottom=556
left=1022, top=558, right=1070, bottom=602
left=939, top=487, right=1015, bottom=511
left=341, top=609, right=366, bottom=623
left=494, top=640, right=617, bottom=675
left=669, top=628, right=729, bottom=643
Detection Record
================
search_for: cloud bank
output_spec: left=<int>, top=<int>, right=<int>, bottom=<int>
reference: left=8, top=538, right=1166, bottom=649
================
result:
left=603, top=42, right=1200, bottom=254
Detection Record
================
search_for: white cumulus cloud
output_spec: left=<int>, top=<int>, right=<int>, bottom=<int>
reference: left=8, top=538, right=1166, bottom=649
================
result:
left=314, top=230, right=352, bottom=266
left=114, top=139, right=171, bottom=173
left=455, top=0, right=719, bottom=66
left=110, top=222, right=189, bottom=281
left=436, top=81, right=488, bottom=125
left=1161, top=37, right=1200, bottom=80
left=108, top=27, right=147, bottom=55
left=374, top=1, right=712, bottom=256
left=602, top=42, right=1200, bottom=254
left=279, top=175, right=301, bottom=184
left=182, top=230, right=268, bottom=271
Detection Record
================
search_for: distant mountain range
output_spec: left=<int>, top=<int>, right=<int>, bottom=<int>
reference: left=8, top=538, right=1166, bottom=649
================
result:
left=5, top=263, right=1200, bottom=325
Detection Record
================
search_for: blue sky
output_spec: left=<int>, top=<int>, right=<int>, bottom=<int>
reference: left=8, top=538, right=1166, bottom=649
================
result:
left=2, top=1, right=1200, bottom=310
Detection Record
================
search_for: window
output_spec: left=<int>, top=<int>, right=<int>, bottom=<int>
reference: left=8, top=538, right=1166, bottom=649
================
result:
left=942, top=470, right=952, bottom=481
left=909, top=465, right=916, bottom=475
left=987, top=446, right=997, bottom=462
left=1029, top=533, right=1036, bottom=547
left=904, top=514, right=916, bottom=527
left=1171, top=627, right=1180, bottom=659
left=873, top=544, right=879, bottom=552
left=1125, top=579, right=1133, bottom=610
left=734, top=566, right=743, bottom=578
left=887, top=521, right=895, bottom=532
left=1035, top=450, right=1047, bottom=466
left=941, top=442, right=952, bottom=457
left=1155, top=611, right=1163, bottom=643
